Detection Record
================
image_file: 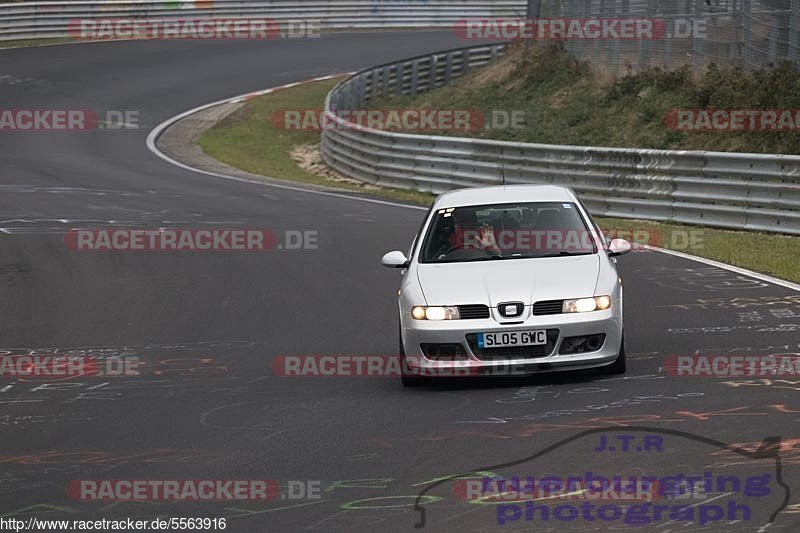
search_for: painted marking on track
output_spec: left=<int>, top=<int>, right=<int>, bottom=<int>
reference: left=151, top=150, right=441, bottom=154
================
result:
left=647, top=245, right=800, bottom=292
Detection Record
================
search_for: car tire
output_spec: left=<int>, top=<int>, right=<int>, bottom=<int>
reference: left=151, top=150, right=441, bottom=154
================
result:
left=600, top=335, right=626, bottom=375
left=401, top=373, right=430, bottom=387
left=399, top=322, right=430, bottom=387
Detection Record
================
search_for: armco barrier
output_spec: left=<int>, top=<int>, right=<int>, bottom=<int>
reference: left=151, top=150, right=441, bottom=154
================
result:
left=321, top=43, right=800, bottom=235
left=0, top=1, right=525, bottom=41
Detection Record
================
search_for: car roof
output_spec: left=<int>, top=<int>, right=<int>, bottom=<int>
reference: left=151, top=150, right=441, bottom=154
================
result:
left=433, top=185, right=576, bottom=209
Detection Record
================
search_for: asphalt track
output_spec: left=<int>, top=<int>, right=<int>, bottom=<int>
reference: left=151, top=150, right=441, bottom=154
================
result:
left=1, top=32, right=800, bottom=532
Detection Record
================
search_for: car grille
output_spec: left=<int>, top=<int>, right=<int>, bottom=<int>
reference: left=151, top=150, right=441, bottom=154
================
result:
left=458, top=305, right=491, bottom=319
left=466, top=329, right=560, bottom=360
left=532, top=300, right=564, bottom=316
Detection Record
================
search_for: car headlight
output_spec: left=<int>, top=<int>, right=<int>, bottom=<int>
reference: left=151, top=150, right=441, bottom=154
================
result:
left=412, top=306, right=460, bottom=320
left=563, top=296, right=612, bottom=313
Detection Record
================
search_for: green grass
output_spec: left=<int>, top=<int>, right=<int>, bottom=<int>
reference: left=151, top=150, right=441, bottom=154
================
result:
left=371, top=42, right=800, bottom=155
left=197, top=74, right=800, bottom=284
left=197, top=77, right=434, bottom=206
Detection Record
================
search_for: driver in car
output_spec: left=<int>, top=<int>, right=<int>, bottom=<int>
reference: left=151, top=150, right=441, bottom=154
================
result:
left=448, top=210, right=500, bottom=254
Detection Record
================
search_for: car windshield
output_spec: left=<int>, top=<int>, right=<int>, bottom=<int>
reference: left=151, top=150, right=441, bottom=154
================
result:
left=419, top=202, right=598, bottom=264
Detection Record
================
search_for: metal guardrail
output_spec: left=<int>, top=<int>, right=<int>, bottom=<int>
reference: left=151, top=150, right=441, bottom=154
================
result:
left=321, top=43, right=800, bottom=235
left=0, top=0, right=526, bottom=41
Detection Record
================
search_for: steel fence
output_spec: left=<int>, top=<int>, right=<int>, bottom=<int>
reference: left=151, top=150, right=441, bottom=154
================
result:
left=538, top=0, right=800, bottom=73
left=322, top=43, right=800, bottom=235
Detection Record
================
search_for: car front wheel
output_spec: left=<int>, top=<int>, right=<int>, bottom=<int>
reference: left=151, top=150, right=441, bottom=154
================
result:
left=599, top=335, right=626, bottom=375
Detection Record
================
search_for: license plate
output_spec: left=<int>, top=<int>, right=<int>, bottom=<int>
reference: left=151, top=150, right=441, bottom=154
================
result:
left=478, top=330, right=547, bottom=349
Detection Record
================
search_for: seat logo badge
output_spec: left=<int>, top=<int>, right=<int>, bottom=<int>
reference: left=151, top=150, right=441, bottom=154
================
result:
left=498, top=302, right=525, bottom=318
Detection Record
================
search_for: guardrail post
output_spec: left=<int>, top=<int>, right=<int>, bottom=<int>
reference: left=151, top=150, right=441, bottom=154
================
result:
left=359, top=74, right=368, bottom=107
left=369, top=69, right=378, bottom=101
left=381, top=66, right=390, bottom=96
left=410, top=60, right=419, bottom=97
left=444, top=52, right=453, bottom=83
left=500, top=145, right=506, bottom=185
left=426, top=56, right=435, bottom=91
left=346, top=80, right=355, bottom=110
left=391, top=65, right=400, bottom=96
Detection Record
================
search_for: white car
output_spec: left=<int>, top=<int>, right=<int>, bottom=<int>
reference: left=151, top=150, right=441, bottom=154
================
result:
left=381, top=185, right=631, bottom=387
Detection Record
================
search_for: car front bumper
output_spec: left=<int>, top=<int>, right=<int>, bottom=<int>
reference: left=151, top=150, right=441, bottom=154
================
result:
left=401, top=308, right=623, bottom=376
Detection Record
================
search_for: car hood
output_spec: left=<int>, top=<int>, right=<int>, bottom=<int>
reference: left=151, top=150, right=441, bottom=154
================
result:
left=416, top=255, right=601, bottom=306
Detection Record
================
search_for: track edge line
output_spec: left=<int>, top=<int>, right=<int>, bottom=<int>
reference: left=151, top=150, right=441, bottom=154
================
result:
left=646, top=245, right=800, bottom=292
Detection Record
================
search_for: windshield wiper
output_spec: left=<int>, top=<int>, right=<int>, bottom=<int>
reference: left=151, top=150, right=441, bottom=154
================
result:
left=474, top=255, right=519, bottom=261
left=473, top=254, right=541, bottom=261
left=535, top=251, right=594, bottom=258
left=484, top=251, right=592, bottom=260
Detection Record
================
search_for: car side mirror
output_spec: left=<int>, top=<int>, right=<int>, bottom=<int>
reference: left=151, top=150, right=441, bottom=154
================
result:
left=381, top=250, right=409, bottom=269
left=608, top=239, right=632, bottom=257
